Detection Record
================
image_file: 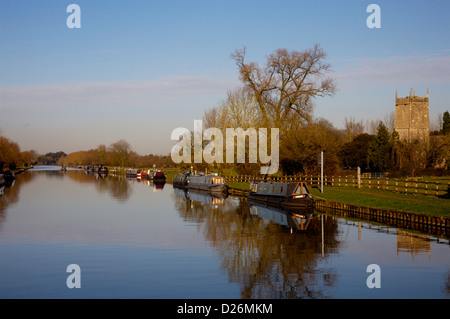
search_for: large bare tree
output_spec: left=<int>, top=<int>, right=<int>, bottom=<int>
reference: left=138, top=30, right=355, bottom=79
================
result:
left=231, top=44, right=336, bottom=130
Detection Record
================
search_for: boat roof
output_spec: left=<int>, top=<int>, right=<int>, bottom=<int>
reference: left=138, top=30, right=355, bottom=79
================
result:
left=251, top=182, right=310, bottom=196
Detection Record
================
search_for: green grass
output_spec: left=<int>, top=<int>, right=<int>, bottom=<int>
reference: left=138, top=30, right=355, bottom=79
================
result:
left=227, top=182, right=251, bottom=190
left=310, top=186, right=450, bottom=217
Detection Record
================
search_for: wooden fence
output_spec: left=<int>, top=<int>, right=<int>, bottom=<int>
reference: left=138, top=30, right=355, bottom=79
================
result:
left=314, top=199, right=450, bottom=238
left=223, top=175, right=450, bottom=197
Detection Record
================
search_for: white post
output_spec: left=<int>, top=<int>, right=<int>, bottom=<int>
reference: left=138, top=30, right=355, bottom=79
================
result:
left=321, top=151, right=324, bottom=193
left=357, top=166, right=361, bottom=188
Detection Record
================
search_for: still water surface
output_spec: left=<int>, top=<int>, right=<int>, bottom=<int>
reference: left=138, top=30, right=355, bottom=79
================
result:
left=0, top=166, right=449, bottom=299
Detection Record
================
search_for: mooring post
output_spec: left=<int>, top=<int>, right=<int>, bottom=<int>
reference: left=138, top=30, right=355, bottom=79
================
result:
left=357, top=166, right=361, bottom=189
left=321, top=151, right=324, bottom=193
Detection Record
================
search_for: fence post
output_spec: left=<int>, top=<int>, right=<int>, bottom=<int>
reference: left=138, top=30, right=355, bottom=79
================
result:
left=357, top=167, right=361, bottom=189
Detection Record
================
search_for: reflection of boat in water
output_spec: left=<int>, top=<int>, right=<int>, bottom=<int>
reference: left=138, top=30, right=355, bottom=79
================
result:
left=95, top=173, right=108, bottom=180
left=152, top=181, right=165, bottom=190
left=249, top=200, right=314, bottom=231
left=248, top=182, right=314, bottom=209
left=174, top=187, right=228, bottom=206
left=139, top=177, right=166, bottom=191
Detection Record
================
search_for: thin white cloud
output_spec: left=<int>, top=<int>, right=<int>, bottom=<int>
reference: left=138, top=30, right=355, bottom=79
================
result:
left=335, top=51, right=450, bottom=91
left=0, top=74, right=239, bottom=111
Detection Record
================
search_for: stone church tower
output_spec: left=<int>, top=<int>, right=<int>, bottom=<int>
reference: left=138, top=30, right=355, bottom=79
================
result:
left=394, top=89, right=430, bottom=142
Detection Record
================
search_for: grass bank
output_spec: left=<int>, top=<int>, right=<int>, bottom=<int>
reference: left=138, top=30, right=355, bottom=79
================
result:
left=312, top=186, right=449, bottom=217
left=227, top=181, right=449, bottom=218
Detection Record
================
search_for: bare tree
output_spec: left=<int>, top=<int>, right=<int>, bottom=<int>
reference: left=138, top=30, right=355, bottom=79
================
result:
left=384, top=111, right=395, bottom=133
left=231, top=44, right=336, bottom=130
left=344, top=116, right=365, bottom=141
left=108, top=139, right=133, bottom=168
left=203, top=107, right=220, bottom=129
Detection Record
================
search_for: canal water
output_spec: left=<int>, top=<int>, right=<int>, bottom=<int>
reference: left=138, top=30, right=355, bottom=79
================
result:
left=0, top=166, right=448, bottom=299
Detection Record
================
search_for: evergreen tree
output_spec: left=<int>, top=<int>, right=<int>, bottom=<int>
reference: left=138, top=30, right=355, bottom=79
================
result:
left=367, top=121, right=391, bottom=172
left=338, top=133, right=375, bottom=171
left=442, top=111, right=450, bottom=135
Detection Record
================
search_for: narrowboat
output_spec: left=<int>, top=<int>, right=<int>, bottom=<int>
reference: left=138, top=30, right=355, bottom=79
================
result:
left=97, top=165, right=108, bottom=174
left=173, top=172, right=190, bottom=189
left=248, top=181, right=314, bottom=209
left=126, top=168, right=138, bottom=177
left=84, top=165, right=94, bottom=172
left=151, top=170, right=166, bottom=183
left=188, top=174, right=228, bottom=194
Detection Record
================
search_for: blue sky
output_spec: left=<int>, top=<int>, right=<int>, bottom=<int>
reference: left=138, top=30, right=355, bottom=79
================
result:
left=0, top=0, right=449, bottom=155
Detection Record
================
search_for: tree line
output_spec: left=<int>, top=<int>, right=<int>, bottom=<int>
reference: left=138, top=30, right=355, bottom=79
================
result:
left=0, top=134, right=172, bottom=171
left=58, top=139, right=172, bottom=169
left=196, top=45, right=449, bottom=177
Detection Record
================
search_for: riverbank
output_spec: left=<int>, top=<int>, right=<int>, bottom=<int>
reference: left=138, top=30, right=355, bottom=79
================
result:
left=13, top=167, right=30, bottom=175
left=226, top=181, right=450, bottom=218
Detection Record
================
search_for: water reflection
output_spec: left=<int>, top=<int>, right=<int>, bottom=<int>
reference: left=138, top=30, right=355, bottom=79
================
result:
left=0, top=167, right=448, bottom=298
left=249, top=201, right=314, bottom=232
left=172, top=186, right=341, bottom=298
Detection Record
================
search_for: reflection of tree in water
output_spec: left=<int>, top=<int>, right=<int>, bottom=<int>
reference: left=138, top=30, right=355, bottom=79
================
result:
left=66, top=171, right=131, bottom=202
left=172, top=191, right=341, bottom=298
left=0, top=171, right=36, bottom=230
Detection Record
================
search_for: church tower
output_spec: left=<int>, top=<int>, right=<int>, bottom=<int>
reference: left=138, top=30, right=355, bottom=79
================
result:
left=394, top=89, right=430, bottom=142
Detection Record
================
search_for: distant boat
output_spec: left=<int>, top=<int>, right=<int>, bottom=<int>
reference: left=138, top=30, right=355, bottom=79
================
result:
left=97, top=165, right=108, bottom=174
left=187, top=173, right=228, bottom=194
left=248, top=181, right=314, bottom=209
left=151, top=170, right=166, bottom=183
left=126, top=169, right=138, bottom=177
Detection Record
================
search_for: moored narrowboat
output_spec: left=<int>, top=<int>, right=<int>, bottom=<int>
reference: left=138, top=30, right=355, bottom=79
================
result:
left=173, top=172, right=190, bottom=189
left=97, top=165, right=108, bottom=174
left=151, top=170, right=166, bottom=183
left=248, top=181, right=314, bottom=209
left=187, top=174, right=228, bottom=194
left=126, top=168, right=138, bottom=177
